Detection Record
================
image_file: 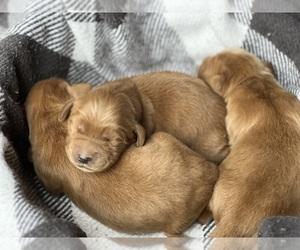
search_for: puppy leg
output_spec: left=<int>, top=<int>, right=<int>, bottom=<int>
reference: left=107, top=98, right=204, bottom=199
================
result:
left=164, top=225, right=188, bottom=238
left=200, top=135, right=230, bottom=165
left=213, top=145, right=230, bottom=165
left=198, top=206, right=213, bottom=224
left=164, top=233, right=189, bottom=250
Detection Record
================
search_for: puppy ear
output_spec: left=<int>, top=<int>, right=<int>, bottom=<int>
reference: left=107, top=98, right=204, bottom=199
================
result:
left=58, top=100, right=73, bottom=122
left=59, top=83, right=92, bottom=122
left=206, top=74, right=225, bottom=96
left=67, top=83, right=92, bottom=99
left=133, top=124, right=146, bottom=147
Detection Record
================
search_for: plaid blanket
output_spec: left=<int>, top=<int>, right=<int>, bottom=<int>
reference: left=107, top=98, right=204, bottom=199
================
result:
left=1, top=0, right=300, bottom=249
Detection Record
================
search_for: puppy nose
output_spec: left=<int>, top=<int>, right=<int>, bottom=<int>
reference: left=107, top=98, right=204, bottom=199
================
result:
left=78, top=155, right=92, bottom=164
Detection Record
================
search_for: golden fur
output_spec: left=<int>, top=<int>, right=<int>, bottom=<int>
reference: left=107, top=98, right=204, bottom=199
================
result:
left=25, top=78, right=219, bottom=235
left=60, top=71, right=229, bottom=172
left=198, top=48, right=300, bottom=237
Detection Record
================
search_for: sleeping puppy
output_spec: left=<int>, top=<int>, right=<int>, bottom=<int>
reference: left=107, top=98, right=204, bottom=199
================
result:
left=60, top=71, right=229, bottom=173
left=25, top=78, right=219, bottom=236
left=198, top=48, right=300, bottom=237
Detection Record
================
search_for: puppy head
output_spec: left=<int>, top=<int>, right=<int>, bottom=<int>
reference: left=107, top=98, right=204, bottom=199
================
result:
left=25, top=78, right=92, bottom=164
left=198, top=48, right=274, bottom=97
left=59, top=89, right=146, bottom=173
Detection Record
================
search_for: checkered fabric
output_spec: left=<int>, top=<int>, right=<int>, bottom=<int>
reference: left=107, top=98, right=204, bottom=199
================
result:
left=0, top=0, right=300, bottom=249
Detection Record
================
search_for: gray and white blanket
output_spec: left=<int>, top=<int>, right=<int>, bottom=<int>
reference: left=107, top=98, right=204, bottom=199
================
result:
left=1, top=0, right=300, bottom=249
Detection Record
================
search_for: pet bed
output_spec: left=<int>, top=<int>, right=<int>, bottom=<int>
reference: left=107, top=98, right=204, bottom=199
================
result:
left=0, top=0, right=300, bottom=249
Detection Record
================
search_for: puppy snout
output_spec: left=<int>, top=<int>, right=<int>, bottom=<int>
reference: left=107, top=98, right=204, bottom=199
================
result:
left=78, top=154, right=93, bottom=164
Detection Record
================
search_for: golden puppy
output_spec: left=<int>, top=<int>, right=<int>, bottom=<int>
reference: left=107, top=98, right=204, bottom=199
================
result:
left=198, top=48, right=300, bottom=237
left=25, top=78, right=219, bottom=236
left=60, top=71, right=229, bottom=173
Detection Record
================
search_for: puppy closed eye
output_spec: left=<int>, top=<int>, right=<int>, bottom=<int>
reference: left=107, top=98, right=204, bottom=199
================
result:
left=103, top=134, right=126, bottom=147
